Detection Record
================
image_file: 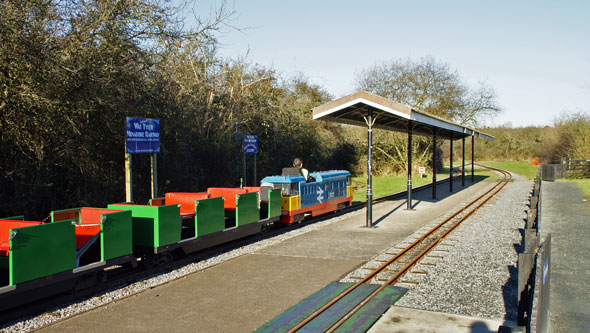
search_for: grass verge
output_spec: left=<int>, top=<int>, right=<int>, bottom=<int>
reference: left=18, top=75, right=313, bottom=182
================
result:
left=352, top=166, right=494, bottom=203
left=478, top=160, right=539, bottom=179
left=560, top=178, right=590, bottom=200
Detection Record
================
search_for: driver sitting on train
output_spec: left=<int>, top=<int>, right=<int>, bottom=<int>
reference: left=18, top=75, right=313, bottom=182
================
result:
left=293, top=157, right=310, bottom=182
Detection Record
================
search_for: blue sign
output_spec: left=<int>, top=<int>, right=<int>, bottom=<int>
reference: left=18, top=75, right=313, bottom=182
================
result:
left=126, top=117, right=160, bottom=154
left=244, top=135, right=258, bottom=154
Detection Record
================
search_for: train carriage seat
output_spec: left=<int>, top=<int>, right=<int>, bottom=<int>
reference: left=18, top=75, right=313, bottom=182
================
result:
left=75, top=208, right=123, bottom=248
left=165, top=192, right=209, bottom=216
left=74, top=224, right=102, bottom=248
left=207, top=188, right=247, bottom=210
left=244, top=186, right=265, bottom=203
left=150, top=197, right=165, bottom=206
left=79, top=208, right=120, bottom=224
left=0, top=220, right=43, bottom=256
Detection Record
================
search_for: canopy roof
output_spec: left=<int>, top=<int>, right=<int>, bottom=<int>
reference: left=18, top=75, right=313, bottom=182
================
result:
left=312, top=91, right=493, bottom=140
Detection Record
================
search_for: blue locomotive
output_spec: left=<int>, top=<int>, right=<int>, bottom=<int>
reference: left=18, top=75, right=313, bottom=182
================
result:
left=261, top=170, right=353, bottom=223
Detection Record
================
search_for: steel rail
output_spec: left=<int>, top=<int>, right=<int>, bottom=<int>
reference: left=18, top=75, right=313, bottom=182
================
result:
left=326, top=167, right=512, bottom=332
left=288, top=165, right=511, bottom=332
left=5, top=169, right=489, bottom=328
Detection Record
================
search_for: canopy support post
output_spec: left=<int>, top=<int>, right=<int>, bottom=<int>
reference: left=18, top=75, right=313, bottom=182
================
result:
left=450, top=134, right=454, bottom=192
left=407, top=122, right=413, bottom=210
left=432, top=132, right=437, bottom=199
left=365, top=109, right=374, bottom=228
left=472, top=135, right=475, bottom=182
left=462, top=135, right=466, bottom=187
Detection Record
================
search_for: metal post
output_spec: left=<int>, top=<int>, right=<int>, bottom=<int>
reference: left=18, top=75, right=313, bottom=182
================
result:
left=471, top=135, right=475, bottom=182
left=150, top=153, right=158, bottom=199
left=407, top=122, right=413, bottom=210
left=125, top=144, right=133, bottom=202
left=366, top=109, right=373, bottom=228
left=243, top=141, right=247, bottom=186
left=235, top=122, right=241, bottom=186
left=254, top=154, right=257, bottom=186
left=462, top=135, right=465, bottom=187
left=449, top=134, right=453, bottom=192
left=432, top=132, right=437, bottom=199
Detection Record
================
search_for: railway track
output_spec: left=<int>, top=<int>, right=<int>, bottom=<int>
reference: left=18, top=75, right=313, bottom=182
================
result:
left=286, top=164, right=512, bottom=332
left=2, top=166, right=494, bottom=329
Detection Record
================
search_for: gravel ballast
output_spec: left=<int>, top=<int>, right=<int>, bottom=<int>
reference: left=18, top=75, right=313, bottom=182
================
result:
left=2, top=174, right=532, bottom=331
left=2, top=209, right=365, bottom=332
left=391, top=174, right=531, bottom=321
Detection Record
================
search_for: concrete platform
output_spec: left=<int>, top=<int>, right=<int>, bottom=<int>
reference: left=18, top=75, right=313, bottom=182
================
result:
left=369, top=306, right=504, bottom=332
left=540, top=181, right=590, bottom=333
left=38, top=177, right=496, bottom=332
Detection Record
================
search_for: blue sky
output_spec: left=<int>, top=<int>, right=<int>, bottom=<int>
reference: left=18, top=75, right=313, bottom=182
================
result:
left=183, top=1, right=590, bottom=127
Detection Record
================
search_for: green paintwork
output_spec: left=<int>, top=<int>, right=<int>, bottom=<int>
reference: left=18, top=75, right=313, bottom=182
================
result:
left=236, top=192, right=259, bottom=226
left=0, top=215, right=24, bottom=220
left=267, top=188, right=282, bottom=219
left=107, top=204, right=181, bottom=248
left=100, top=210, right=133, bottom=261
left=256, top=282, right=354, bottom=333
left=8, top=221, right=76, bottom=285
left=50, top=207, right=133, bottom=261
left=195, top=197, right=225, bottom=236
left=334, top=286, right=407, bottom=332
left=256, top=282, right=407, bottom=333
left=301, top=283, right=379, bottom=331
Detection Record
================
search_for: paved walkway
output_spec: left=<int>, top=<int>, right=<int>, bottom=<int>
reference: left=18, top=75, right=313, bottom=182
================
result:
left=540, top=181, right=590, bottom=333
left=36, top=177, right=495, bottom=332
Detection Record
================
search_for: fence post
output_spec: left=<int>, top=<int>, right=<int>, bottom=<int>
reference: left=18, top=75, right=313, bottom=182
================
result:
left=531, top=234, right=551, bottom=333
left=517, top=251, right=536, bottom=326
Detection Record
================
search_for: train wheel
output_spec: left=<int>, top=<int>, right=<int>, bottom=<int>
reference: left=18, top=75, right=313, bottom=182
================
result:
left=73, top=272, right=100, bottom=292
left=293, top=214, right=305, bottom=224
left=143, top=253, right=174, bottom=269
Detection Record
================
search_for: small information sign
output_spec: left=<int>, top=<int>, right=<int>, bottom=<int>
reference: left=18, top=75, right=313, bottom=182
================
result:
left=244, top=135, right=258, bottom=154
left=418, top=166, right=426, bottom=177
left=126, top=117, right=160, bottom=154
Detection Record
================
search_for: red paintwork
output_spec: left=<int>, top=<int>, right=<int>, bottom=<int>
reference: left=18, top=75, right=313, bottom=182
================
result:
left=165, top=192, right=209, bottom=215
left=150, top=198, right=165, bottom=206
left=0, top=220, right=43, bottom=256
left=79, top=208, right=121, bottom=224
left=207, top=188, right=247, bottom=210
left=74, top=224, right=101, bottom=249
left=74, top=208, right=122, bottom=248
left=278, top=196, right=352, bottom=224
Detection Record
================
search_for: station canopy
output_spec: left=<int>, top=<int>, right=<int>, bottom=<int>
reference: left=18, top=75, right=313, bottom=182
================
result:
left=312, top=91, right=493, bottom=141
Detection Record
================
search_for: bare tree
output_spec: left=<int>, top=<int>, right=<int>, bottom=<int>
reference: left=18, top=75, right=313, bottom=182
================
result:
left=355, top=56, right=501, bottom=126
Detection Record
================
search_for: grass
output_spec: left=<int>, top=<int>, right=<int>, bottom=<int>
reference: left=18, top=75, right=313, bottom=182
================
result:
left=352, top=166, right=495, bottom=203
left=352, top=175, right=431, bottom=203
left=560, top=178, right=590, bottom=200
left=477, top=160, right=539, bottom=179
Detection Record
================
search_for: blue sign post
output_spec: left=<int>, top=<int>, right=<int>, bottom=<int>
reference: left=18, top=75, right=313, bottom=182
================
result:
left=125, top=117, right=161, bottom=202
left=244, top=135, right=258, bottom=155
left=241, top=134, right=258, bottom=186
left=126, top=117, right=160, bottom=154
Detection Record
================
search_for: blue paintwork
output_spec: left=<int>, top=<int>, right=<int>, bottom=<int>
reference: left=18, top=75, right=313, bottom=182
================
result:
left=261, top=174, right=306, bottom=184
left=262, top=171, right=351, bottom=209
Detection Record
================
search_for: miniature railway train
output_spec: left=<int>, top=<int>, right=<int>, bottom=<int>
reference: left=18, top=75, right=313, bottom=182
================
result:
left=0, top=170, right=352, bottom=313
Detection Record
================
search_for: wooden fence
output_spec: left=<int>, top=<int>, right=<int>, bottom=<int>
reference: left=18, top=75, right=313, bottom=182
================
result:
left=565, top=158, right=590, bottom=178
left=514, top=169, right=551, bottom=332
